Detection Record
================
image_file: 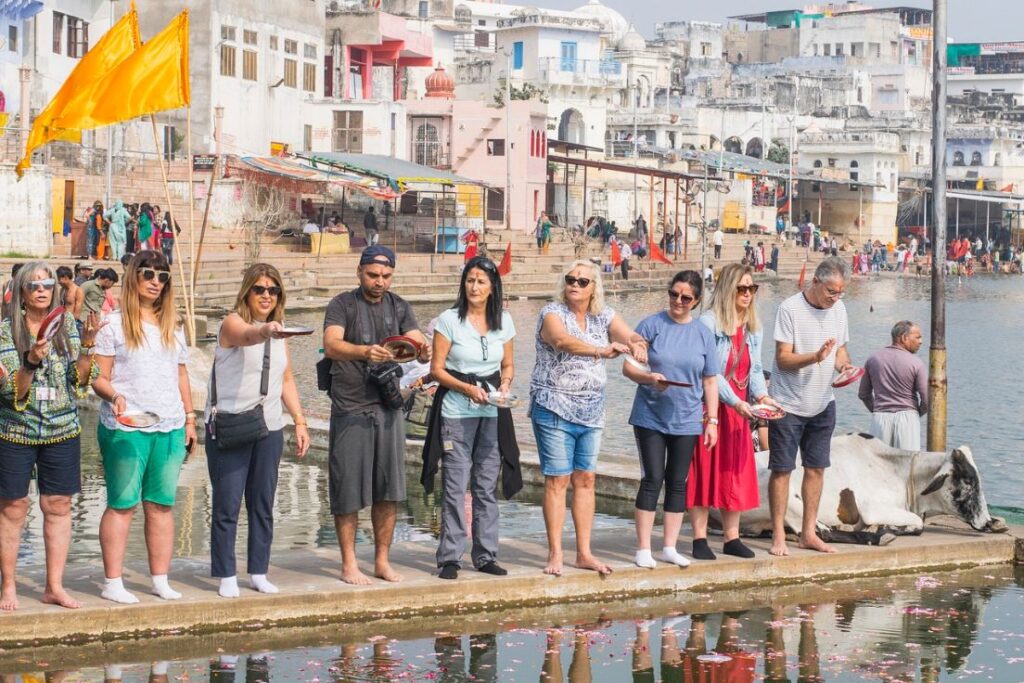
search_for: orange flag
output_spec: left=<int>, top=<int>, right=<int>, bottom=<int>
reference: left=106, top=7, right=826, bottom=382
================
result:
left=52, top=10, right=190, bottom=132
left=649, top=241, right=674, bottom=266
left=497, top=242, right=513, bottom=276
left=797, top=260, right=807, bottom=289
left=610, top=239, right=622, bottom=267
left=16, top=2, right=141, bottom=177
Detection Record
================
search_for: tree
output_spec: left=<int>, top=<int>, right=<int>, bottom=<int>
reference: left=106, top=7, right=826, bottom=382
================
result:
left=767, top=139, right=790, bottom=165
left=239, top=180, right=289, bottom=267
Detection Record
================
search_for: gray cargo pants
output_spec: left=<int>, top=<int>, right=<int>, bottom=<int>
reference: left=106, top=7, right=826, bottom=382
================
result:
left=436, top=416, right=500, bottom=569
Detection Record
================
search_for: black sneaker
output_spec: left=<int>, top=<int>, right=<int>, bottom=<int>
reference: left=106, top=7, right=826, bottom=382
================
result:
left=477, top=561, right=508, bottom=576
left=439, top=563, right=459, bottom=580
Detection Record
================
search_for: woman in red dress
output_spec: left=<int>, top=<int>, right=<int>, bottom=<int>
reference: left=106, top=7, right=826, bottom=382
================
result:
left=687, top=263, right=781, bottom=559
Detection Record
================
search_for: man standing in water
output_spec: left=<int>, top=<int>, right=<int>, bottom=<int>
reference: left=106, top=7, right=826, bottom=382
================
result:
left=858, top=321, right=928, bottom=450
left=767, top=257, right=852, bottom=556
left=322, top=246, right=430, bottom=584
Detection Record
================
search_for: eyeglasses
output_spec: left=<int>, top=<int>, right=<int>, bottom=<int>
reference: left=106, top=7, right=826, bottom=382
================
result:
left=480, top=335, right=488, bottom=361
left=251, top=285, right=282, bottom=297
left=736, top=284, right=760, bottom=295
left=27, top=279, right=56, bottom=292
left=667, top=289, right=695, bottom=304
left=139, top=268, right=171, bottom=284
left=823, top=286, right=845, bottom=299
left=564, top=275, right=592, bottom=288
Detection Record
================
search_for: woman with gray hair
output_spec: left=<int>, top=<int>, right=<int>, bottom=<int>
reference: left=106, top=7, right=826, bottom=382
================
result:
left=0, top=261, right=102, bottom=611
left=530, top=259, right=647, bottom=576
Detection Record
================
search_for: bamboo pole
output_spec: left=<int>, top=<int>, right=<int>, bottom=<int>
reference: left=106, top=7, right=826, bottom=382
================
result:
left=191, top=154, right=218, bottom=294
left=150, top=114, right=195, bottom=345
left=186, top=107, right=196, bottom=330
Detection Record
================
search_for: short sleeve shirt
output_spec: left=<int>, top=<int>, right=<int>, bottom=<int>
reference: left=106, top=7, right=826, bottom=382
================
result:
left=628, top=312, right=719, bottom=436
left=435, top=308, right=516, bottom=419
left=94, top=312, right=189, bottom=432
left=770, top=292, right=849, bottom=417
left=80, top=280, right=105, bottom=320
left=529, top=302, right=614, bottom=428
left=323, top=289, right=418, bottom=414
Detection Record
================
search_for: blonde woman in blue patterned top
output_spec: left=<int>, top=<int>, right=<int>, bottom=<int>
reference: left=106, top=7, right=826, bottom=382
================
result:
left=0, top=261, right=101, bottom=611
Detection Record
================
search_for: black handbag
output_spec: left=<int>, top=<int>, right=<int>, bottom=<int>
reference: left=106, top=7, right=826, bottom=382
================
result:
left=209, top=339, right=271, bottom=449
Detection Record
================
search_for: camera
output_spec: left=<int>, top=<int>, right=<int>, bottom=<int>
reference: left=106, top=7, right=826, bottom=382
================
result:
left=366, top=361, right=404, bottom=410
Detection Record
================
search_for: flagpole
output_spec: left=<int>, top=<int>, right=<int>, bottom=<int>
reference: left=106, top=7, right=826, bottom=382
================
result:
left=192, top=105, right=222, bottom=294
left=186, top=106, right=197, bottom=332
left=150, top=113, right=196, bottom=345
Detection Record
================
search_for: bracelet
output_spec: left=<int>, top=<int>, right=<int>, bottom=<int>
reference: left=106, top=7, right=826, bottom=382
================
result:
left=499, top=377, right=513, bottom=385
left=707, top=418, right=720, bottom=426
left=81, top=342, right=95, bottom=349
left=294, top=420, right=308, bottom=427
left=21, top=350, right=41, bottom=371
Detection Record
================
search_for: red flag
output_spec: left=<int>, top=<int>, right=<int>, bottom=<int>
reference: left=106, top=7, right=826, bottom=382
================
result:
left=649, top=241, right=674, bottom=266
left=777, top=198, right=790, bottom=215
left=497, top=242, right=513, bottom=276
left=797, top=260, right=807, bottom=289
left=610, top=240, right=622, bottom=267
left=1001, top=183, right=1014, bottom=193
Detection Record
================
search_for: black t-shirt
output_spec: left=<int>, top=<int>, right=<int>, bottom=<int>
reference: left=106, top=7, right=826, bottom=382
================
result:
left=323, top=289, right=417, bottom=413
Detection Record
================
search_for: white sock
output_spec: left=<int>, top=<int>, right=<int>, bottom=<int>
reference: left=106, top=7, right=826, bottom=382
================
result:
left=218, top=576, right=240, bottom=598
left=661, top=546, right=691, bottom=568
left=250, top=574, right=279, bottom=594
left=634, top=548, right=657, bottom=569
left=151, top=662, right=169, bottom=676
left=151, top=574, right=181, bottom=600
left=102, top=576, right=139, bottom=604
left=104, top=665, right=123, bottom=680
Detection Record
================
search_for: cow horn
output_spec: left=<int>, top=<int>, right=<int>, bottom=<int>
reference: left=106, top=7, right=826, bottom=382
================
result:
left=920, top=472, right=949, bottom=496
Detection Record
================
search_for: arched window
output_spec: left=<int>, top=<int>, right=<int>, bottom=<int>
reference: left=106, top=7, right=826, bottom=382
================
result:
left=994, top=152, right=1002, bottom=166
left=413, top=122, right=440, bottom=167
left=812, top=160, right=822, bottom=193
left=849, top=160, right=859, bottom=189
left=970, top=151, right=983, bottom=166
left=952, top=151, right=965, bottom=166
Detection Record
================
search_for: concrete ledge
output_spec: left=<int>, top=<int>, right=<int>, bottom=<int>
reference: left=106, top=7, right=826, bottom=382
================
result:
left=0, top=523, right=1018, bottom=652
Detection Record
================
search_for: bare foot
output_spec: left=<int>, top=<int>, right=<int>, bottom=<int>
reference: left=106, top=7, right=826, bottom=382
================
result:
left=42, top=587, right=82, bottom=609
left=544, top=550, right=563, bottom=576
left=0, top=586, right=18, bottom=611
left=575, top=554, right=613, bottom=575
left=768, top=537, right=790, bottom=557
left=374, top=562, right=403, bottom=583
left=798, top=534, right=836, bottom=554
left=340, top=565, right=373, bottom=586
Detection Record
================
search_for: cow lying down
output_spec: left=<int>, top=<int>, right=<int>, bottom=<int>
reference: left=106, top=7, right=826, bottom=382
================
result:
left=716, top=432, right=1008, bottom=545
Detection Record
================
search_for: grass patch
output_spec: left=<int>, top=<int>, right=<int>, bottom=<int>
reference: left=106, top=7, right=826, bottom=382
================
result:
left=0, top=251, right=36, bottom=259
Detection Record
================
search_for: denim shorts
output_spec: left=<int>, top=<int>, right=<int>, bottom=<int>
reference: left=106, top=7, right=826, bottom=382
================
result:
left=0, top=436, right=81, bottom=499
left=530, top=402, right=601, bottom=476
left=767, top=401, right=836, bottom=472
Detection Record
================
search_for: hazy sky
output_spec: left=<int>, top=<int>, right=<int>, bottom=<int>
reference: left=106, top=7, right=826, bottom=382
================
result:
left=543, top=0, right=1021, bottom=44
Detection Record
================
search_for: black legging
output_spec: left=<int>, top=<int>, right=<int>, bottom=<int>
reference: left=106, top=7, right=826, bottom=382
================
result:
left=634, top=426, right=698, bottom=513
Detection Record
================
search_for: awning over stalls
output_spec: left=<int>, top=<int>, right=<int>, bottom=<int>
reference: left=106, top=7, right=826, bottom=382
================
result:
left=229, top=155, right=402, bottom=199
left=298, top=152, right=485, bottom=194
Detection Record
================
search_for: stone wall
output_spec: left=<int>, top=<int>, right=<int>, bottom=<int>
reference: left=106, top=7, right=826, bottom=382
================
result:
left=0, top=164, right=52, bottom=256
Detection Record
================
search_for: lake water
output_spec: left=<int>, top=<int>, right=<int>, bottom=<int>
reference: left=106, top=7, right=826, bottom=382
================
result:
left=5, top=566, right=1023, bottom=681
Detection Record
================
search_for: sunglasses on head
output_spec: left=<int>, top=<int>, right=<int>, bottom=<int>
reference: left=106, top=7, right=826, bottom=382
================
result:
left=736, top=284, right=760, bottom=295
left=564, top=275, right=592, bottom=288
left=139, top=268, right=170, bottom=284
left=667, top=289, right=695, bottom=304
left=27, top=279, right=56, bottom=292
left=469, top=258, right=497, bottom=272
left=251, top=285, right=282, bottom=297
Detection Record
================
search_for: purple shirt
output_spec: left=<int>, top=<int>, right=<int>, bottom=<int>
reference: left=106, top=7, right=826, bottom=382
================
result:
left=858, top=345, right=929, bottom=415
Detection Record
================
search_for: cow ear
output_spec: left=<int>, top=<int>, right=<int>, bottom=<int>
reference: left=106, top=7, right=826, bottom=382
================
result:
left=951, top=448, right=975, bottom=478
left=920, top=472, right=949, bottom=496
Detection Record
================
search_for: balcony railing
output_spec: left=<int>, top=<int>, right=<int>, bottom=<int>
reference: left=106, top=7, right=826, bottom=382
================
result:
left=536, top=57, right=625, bottom=88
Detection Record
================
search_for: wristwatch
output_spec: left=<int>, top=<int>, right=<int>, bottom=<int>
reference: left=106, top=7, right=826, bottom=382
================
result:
left=707, top=417, right=720, bottom=426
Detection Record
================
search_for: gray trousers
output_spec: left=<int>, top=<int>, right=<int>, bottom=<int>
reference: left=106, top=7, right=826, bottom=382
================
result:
left=436, top=416, right=500, bottom=569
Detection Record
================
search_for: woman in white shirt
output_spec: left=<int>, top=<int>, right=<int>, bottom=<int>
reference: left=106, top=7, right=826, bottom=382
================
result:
left=91, top=250, right=197, bottom=604
left=206, top=264, right=310, bottom=598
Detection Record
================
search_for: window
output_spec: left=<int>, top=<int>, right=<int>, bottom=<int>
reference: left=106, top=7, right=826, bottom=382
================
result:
left=66, top=16, right=89, bottom=58
left=413, top=121, right=441, bottom=166
left=242, top=49, right=257, bottom=81
left=333, top=111, right=363, bottom=153
left=560, top=41, right=577, bottom=72
left=221, top=25, right=236, bottom=41
left=243, top=30, right=257, bottom=46
left=303, top=124, right=312, bottom=152
left=994, top=152, right=1002, bottom=166
left=487, top=138, right=505, bottom=156
left=270, top=36, right=278, bottom=50
left=8, top=25, right=17, bottom=52
left=284, top=59, right=297, bottom=87
left=835, top=43, right=844, bottom=56
left=700, top=42, right=712, bottom=56
left=952, top=151, right=965, bottom=166
left=486, top=188, right=504, bottom=222
left=53, top=12, right=64, bottom=53
left=849, top=160, right=859, bottom=190
left=474, top=31, right=489, bottom=48
left=823, top=43, right=831, bottom=56
left=857, top=87, right=863, bottom=103
left=812, top=160, right=822, bottom=193
left=304, top=43, right=317, bottom=59
left=418, top=1, right=429, bottom=18
left=303, top=62, right=316, bottom=92
left=513, top=41, right=523, bottom=69
left=284, top=39, right=297, bottom=55
left=970, top=151, right=983, bottom=166
left=220, top=44, right=237, bottom=77
left=812, top=43, right=818, bottom=56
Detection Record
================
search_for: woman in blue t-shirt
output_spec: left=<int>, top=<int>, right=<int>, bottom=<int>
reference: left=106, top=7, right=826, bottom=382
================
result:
left=429, top=257, right=515, bottom=580
left=623, top=270, right=719, bottom=569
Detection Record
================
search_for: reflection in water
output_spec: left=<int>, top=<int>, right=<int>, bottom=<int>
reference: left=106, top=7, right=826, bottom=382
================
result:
left=2, top=574, right=1020, bottom=681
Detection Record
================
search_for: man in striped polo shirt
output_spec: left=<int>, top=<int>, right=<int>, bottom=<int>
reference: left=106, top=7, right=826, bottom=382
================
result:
left=767, top=257, right=853, bottom=556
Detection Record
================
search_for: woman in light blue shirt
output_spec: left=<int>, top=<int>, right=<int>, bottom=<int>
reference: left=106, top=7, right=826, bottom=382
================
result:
left=429, top=257, right=515, bottom=580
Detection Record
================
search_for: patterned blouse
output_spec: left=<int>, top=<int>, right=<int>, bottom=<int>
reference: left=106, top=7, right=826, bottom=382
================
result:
left=529, top=301, right=615, bottom=428
left=0, top=314, right=91, bottom=445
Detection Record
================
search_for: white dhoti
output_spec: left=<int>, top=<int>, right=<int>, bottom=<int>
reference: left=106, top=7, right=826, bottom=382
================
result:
left=870, top=410, right=922, bottom=451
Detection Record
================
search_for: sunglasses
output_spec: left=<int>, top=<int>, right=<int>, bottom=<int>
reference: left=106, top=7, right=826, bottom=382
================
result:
left=139, top=268, right=171, bottom=284
left=469, top=258, right=497, bottom=272
left=564, top=275, right=592, bottom=288
left=667, top=289, right=695, bottom=304
left=480, top=335, right=488, bottom=361
left=27, top=279, right=56, bottom=292
left=251, top=285, right=282, bottom=297
left=736, top=284, right=760, bottom=295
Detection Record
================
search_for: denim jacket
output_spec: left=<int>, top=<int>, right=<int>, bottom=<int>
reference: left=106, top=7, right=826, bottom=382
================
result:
left=697, top=310, right=768, bottom=408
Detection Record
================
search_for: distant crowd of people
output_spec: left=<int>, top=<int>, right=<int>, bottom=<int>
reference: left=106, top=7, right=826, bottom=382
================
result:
left=81, top=201, right=179, bottom=265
